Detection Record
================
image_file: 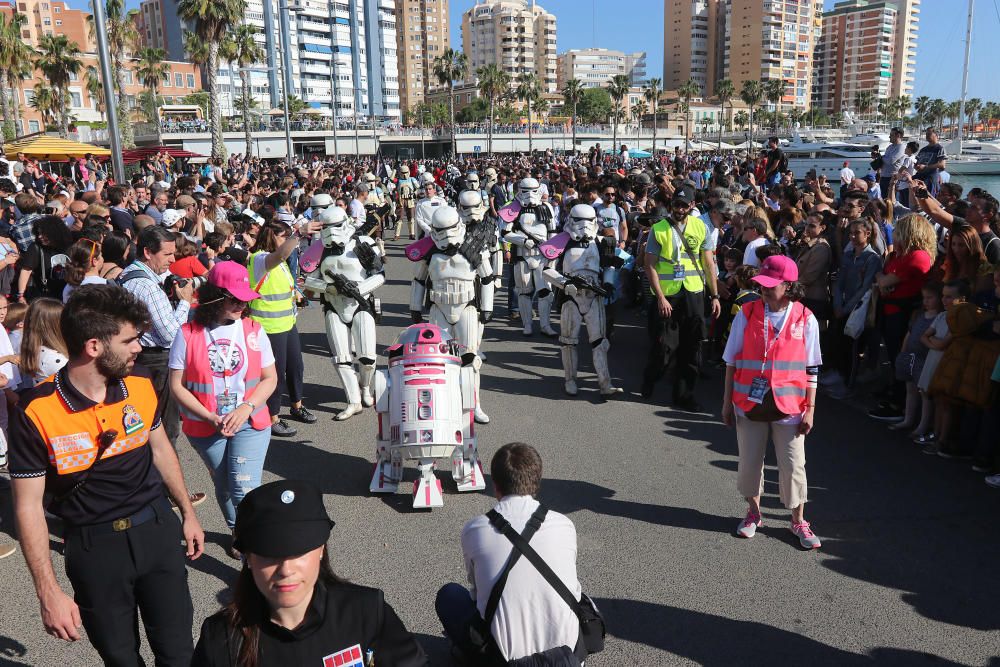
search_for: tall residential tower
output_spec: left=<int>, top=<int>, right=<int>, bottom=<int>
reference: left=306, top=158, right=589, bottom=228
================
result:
left=395, top=0, right=449, bottom=115
left=461, top=0, right=558, bottom=94
left=662, top=0, right=725, bottom=95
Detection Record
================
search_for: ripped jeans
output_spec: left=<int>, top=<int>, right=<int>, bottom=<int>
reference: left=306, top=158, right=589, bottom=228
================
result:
left=188, top=424, right=271, bottom=529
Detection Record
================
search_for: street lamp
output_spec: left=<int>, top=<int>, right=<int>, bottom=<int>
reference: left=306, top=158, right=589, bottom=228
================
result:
left=91, top=0, right=124, bottom=181
left=278, top=3, right=303, bottom=165
left=327, top=1, right=342, bottom=160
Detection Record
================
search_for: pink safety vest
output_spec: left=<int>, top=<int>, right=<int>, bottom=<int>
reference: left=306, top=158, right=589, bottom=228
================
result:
left=179, top=319, right=270, bottom=437
left=732, top=300, right=810, bottom=415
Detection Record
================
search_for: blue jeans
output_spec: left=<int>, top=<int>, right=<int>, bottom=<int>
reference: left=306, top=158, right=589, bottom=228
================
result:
left=188, top=424, right=271, bottom=529
left=435, top=583, right=481, bottom=657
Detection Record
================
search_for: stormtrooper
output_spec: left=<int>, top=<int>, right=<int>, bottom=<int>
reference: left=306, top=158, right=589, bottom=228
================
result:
left=414, top=172, right=446, bottom=239
left=303, top=206, right=386, bottom=420
left=503, top=177, right=558, bottom=336
left=542, top=203, right=623, bottom=397
left=460, top=173, right=502, bottom=284
left=408, top=205, right=494, bottom=424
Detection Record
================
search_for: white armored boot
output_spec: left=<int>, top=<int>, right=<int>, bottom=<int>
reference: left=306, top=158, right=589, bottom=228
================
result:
left=358, top=363, right=375, bottom=407
left=473, top=368, right=490, bottom=424
left=518, top=294, right=534, bottom=335
left=593, top=338, right=623, bottom=397
left=538, top=293, right=557, bottom=336
left=561, top=346, right=579, bottom=396
left=334, top=363, right=364, bottom=420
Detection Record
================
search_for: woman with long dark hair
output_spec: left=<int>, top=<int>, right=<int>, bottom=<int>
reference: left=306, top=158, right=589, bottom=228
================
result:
left=16, top=215, right=72, bottom=302
left=192, top=480, right=427, bottom=666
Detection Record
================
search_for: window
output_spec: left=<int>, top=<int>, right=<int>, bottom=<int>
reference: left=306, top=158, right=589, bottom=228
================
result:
left=70, top=91, right=82, bottom=107
left=23, top=89, right=35, bottom=105
left=162, top=73, right=171, bottom=87
left=28, top=120, right=39, bottom=133
left=174, top=72, right=183, bottom=87
left=123, top=71, right=133, bottom=85
left=187, top=74, right=195, bottom=88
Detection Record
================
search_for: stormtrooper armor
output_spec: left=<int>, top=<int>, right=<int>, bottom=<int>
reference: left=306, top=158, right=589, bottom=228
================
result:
left=542, top=204, right=623, bottom=397
left=414, top=172, right=446, bottom=239
left=503, top=177, right=558, bottom=336
left=407, top=206, right=494, bottom=424
left=395, top=165, right=419, bottom=240
left=302, top=206, right=386, bottom=420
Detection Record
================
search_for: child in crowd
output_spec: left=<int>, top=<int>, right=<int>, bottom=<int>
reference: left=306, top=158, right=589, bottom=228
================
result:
left=916, top=280, right=969, bottom=453
left=62, top=237, right=107, bottom=302
left=727, top=265, right=761, bottom=337
left=19, top=298, right=68, bottom=388
left=5, top=300, right=27, bottom=353
left=0, top=293, right=20, bottom=392
left=891, top=282, right=943, bottom=438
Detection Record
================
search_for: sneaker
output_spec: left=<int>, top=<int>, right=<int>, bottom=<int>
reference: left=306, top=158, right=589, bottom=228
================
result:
left=735, top=511, right=762, bottom=538
left=170, top=492, right=207, bottom=509
left=985, top=474, right=1000, bottom=489
left=790, top=521, right=821, bottom=549
left=0, top=538, right=15, bottom=560
left=913, top=432, right=936, bottom=445
left=226, top=534, right=242, bottom=561
left=289, top=406, right=317, bottom=424
left=971, top=463, right=992, bottom=473
left=271, top=419, right=298, bottom=437
left=921, top=442, right=940, bottom=455
left=868, top=404, right=904, bottom=422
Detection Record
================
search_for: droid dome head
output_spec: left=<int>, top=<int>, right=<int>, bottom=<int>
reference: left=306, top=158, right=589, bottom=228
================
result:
left=566, top=204, right=599, bottom=243
left=429, top=206, right=465, bottom=251
left=464, top=171, right=480, bottom=191
left=456, top=190, right=487, bottom=224
left=516, top=177, right=542, bottom=206
left=317, top=205, right=353, bottom=247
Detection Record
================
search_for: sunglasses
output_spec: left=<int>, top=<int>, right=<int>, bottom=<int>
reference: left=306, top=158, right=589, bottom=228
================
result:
left=224, top=293, right=248, bottom=305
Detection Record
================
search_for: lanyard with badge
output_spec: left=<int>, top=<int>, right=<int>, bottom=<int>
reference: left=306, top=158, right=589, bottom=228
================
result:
left=207, top=323, right=239, bottom=415
left=747, top=305, right=792, bottom=404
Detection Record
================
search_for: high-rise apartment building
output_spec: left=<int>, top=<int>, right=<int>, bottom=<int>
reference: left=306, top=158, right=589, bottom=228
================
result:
left=160, top=0, right=400, bottom=122
left=724, top=0, right=824, bottom=111
left=395, top=0, right=449, bottom=114
left=882, top=0, right=919, bottom=100
left=813, top=0, right=900, bottom=114
left=462, top=0, right=558, bottom=94
left=662, top=0, right=725, bottom=95
left=556, top=48, right=647, bottom=91
left=135, top=0, right=186, bottom=62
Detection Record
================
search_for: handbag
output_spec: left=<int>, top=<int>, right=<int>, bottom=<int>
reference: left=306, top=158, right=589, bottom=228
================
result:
left=744, top=388, right=789, bottom=422
left=488, top=506, right=606, bottom=659
left=844, top=290, right=871, bottom=339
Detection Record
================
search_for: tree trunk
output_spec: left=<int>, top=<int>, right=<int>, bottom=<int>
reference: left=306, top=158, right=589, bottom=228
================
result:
left=611, top=106, right=616, bottom=158
left=527, top=100, right=533, bottom=154
left=153, top=86, right=163, bottom=145
left=718, top=101, right=724, bottom=151
left=0, top=85, right=12, bottom=142
left=241, top=69, right=253, bottom=158
left=59, top=86, right=70, bottom=138
left=448, top=82, right=456, bottom=157
left=113, top=54, right=135, bottom=148
left=9, top=78, right=22, bottom=138
left=208, top=41, right=226, bottom=159
left=652, top=101, right=657, bottom=156
left=571, top=101, right=576, bottom=156
left=488, top=95, right=494, bottom=156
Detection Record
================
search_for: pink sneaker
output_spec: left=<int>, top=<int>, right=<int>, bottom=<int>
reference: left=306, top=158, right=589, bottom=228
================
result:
left=790, top=521, right=821, bottom=549
left=735, top=511, right=762, bottom=538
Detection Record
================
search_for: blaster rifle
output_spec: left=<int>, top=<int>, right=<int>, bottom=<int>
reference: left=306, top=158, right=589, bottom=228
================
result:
left=330, top=273, right=375, bottom=314
left=565, top=274, right=610, bottom=298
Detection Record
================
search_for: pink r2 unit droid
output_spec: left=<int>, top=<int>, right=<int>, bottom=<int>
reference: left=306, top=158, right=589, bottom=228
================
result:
left=369, top=323, right=486, bottom=508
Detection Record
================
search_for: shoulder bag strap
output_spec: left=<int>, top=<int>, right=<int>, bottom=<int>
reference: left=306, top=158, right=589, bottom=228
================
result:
left=482, top=506, right=547, bottom=627
left=488, top=504, right=582, bottom=619
left=670, top=219, right=709, bottom=287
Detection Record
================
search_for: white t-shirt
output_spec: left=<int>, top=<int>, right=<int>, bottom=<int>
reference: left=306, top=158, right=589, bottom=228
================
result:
left=840, top=167, right=855, bottom=185
left=723, top=303, right=821, bottom=425
left=743, top=236, right=768, bottom=267
left=169, top=320, right=275, bottom=404
left=62, top=275, right=108, bottom=303
left=0, top=326, right=20, bottom=390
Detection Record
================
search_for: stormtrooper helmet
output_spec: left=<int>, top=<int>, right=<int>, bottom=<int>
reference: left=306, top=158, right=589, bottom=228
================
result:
left=317, top=206, right=354, bottom=248
left=429, top=206, right=465, bottom=251
left=516, top=177, right=542, bottom=206
left=565, top=204, right=599, bottom=244
left=364, top=172, right=379, bottom=186
left=310, top=193, right=333, bottom=210
left=419, top=172, right=436, bottom=187
left=457, top=190, right=487, bottom=224
left=464, top=171, right=481, bottom=192
left=399, top=164, right=410, bottom=178
left=416, top=163, right=426, bottom=175
left=484, top=167, right=498, bottom=188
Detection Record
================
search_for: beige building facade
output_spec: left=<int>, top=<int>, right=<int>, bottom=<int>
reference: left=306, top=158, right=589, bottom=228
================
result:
left=461, top=0, right=558, bottom=94
left=395, top=0, right=449, bottom=114
left=556, top=48, right=647, bottom=92
left=662, top=0, right=725, bottom=95
left=882, top=0, right=919, bottom=100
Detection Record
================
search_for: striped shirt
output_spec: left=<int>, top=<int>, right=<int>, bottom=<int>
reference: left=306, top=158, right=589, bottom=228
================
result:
left=120, top=260, right=191, bottom=348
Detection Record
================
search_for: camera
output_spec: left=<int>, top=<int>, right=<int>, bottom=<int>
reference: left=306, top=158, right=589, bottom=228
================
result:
left=162, top=274, right=206, bottom=303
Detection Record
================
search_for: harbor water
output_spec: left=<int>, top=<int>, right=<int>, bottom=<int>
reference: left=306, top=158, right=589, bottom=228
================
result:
left=957, top=174, right=1000, bottom=193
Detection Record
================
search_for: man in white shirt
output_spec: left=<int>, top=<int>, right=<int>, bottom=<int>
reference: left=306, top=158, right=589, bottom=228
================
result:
left=839, top=161, right=855, bottom=198
left=435, top=443, right=583, bottom=663
left=742, top=217, right=769, bottom=267
left=348, top=184, right=368, bottom=229
left=879, top=127, right=907, bottom=197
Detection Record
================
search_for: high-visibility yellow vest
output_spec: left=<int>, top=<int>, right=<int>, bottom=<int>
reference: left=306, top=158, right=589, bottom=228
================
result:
left=650, top=215, right=706, bottom=296
left=247, top=251, right=296, bottom=334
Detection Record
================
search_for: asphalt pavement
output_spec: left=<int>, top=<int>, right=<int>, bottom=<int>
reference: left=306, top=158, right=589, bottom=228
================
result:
left=1, top=238, right=999, bottom=666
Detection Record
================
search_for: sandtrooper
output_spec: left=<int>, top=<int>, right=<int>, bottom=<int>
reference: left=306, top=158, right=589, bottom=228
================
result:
left=394, top=164, right=419, bottom=240
left=543, top=203, right=623, bottom=397
left=408, top=206, right=494, bottom=424
left=303, top=206, right=386, bottom=420
left=503, top=177, right=558, bottom=336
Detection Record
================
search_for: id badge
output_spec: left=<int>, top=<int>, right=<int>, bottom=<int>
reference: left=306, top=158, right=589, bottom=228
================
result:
left=216, top=392, right=237, bottom=416
left=673, top=266, right=686, bottom=280
left=748, top=377, right=769, bottom=404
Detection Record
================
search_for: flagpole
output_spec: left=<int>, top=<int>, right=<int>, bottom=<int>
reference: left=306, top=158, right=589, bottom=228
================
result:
left=92, top=0, right=125, bottom=181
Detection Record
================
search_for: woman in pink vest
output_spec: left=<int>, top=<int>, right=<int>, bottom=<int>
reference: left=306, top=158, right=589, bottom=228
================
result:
left=721, top=255, right=823, bottom=550
left=169, top=261, right=278, bottom=559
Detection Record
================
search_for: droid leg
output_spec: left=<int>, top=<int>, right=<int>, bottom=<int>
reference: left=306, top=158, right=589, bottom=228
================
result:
left=514, top=261, right=535, bottom=335
left=588, top=301, right=622, bottom=397
left=559, top=300, right=583, bottom=396
left=325, top=310, right=363, bottom=420
left=535, top=263, right=557, bottom=337
left=352, top=310, right=377, bottom=407
left=452, top=436, right=486, bottom=492
left=413, top=461, right=444, bottom=509
left=369, top=371, right=398, bottom=493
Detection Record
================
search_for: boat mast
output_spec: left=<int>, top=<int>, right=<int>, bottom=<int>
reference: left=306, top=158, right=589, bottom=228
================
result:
left=957, top=0, right=974, bottom=152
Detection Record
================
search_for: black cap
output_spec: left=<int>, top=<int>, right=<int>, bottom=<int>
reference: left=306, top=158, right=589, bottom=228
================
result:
left=672, top=186, right=694, bottom=206
left=233, top=480, right=334, bottom=558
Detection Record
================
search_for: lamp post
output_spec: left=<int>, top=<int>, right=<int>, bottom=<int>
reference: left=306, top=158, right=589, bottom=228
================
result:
left=277, top=3, right=303, bottom=166
left=91, top=0, right=124, bottom=181
left=327, top=1, right=340, bottom=160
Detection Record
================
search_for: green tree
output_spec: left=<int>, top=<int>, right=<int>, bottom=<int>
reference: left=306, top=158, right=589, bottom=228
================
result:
left=740, top=79, right=763, bottom=143
left=0, top=11, right=32, bottom=140
left=88, top=0, right=139, bottom=148
left=577, top=87, right=611, bottom=124
left=562, top=77, right=584, bottom=156
left=456, top=97, right=489, bottom=124
left=85, top=66, right=105, bottom=117
left=183, top=92, right=211, bottom=119
left=677, top=78, right=700, bottom=147
left=643, top=77, right=662, bottom=155
left=432, top=47, right=468, bottom=156
left=854, top=89, right=875, bottom=120
left=734, top=109, right=748, bottom=132
left=178, top=0, right=246, bottom=159
left=34, top=34, right=82, bottom=138
left=763, top=78, right=786, bottom=131
left=223, top=24, right=264, bottom=158
left=477, top=63, right=510, bottom=156
left=285, top=95, right=308, bottom=117
left=134, top=47, right=169, bottom=145
left=30, top=85, right=57, bottom=130
left=631, top=100, right=647, bottom=150
left=914, top=95, right=931, bottom=129
left=715, top=78, right=735, bottom=151
left=515, top=72, right=542, bottom=153
left=607, top=74, right=631, bottom=156
left=137, top=89, right=165, bottom=124
left=965, top=97, right=982, bottom=138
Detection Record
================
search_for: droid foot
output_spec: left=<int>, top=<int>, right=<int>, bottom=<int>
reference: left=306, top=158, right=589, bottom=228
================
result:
left=474, top=406, right=491, bottom=424
left=369, top=461, right=399, bottom=494
left=335, top=403, right=364, bottom=421
left=413, top=475, right=445, bottom=508
left=455, top=460, right=486, bottom=492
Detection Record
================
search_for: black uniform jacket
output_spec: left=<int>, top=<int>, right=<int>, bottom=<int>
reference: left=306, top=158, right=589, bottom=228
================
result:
left=192, top=581, right=428, bottom=667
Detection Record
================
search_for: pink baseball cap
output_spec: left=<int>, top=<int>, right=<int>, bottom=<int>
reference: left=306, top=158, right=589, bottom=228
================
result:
left=752, top=255, right=798, bottom=288
left=208, top=261, right=261, bottom=302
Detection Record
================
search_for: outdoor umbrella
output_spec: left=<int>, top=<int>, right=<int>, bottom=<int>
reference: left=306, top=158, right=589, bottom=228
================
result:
left=5, top=136, right=110, bottom=161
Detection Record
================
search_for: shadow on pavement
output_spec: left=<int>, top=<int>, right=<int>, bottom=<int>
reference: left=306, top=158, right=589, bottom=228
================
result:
left=265, top=438, right=376, bottom=499
left=413, top=632, right=451, bottom=666
left=0, top=635, right=27, bottom=666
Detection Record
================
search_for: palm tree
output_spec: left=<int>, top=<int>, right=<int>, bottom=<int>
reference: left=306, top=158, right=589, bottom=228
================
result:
left=225, top=24, right=264, bottom=159
left=965, top=97, right=982, bottom=138
left=562, top=77, right=584, bottom=156
left=740, top=79, right=764, bottom=144
left=137, top=89, right=165, bottom=124
left=734, top=109, right=749, bottom=132
left=982, top=102, right=999, bottom=138
left=763, top=78, right=786, bottom=131
left=896, top=95, right=911, bottom=129
left=88, top=0, right=139, bottom=147
left=178, top=0, right=246, bottom=159
left=431, top=47, right=468, bottom=157
left=854, top=90, right=875, bottom=121
left=478, top=64, right=510, bottom=156
left=34, top=34, right=82, bottom=138
left=134, top=47, right=169, bottom=145
left=631, top=100, right=647, bottom=150
left=30, top=85, right=58, bottom=129
left=715, top=78, right=735, bottom=151
left=643, top=77, right=662, bottom=155
left=0, top=12, right=33, bottom=140
left=677, top=78, right=700, bottom=149
left=515, top=72, right=542, bottom=154
left=85, top=67, right=105, bottom=117
left=914, top=95, right=931, bottom=130
left=928, top=98, right=946, bottom=133
left=607, top=74, right=630, bottom=155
